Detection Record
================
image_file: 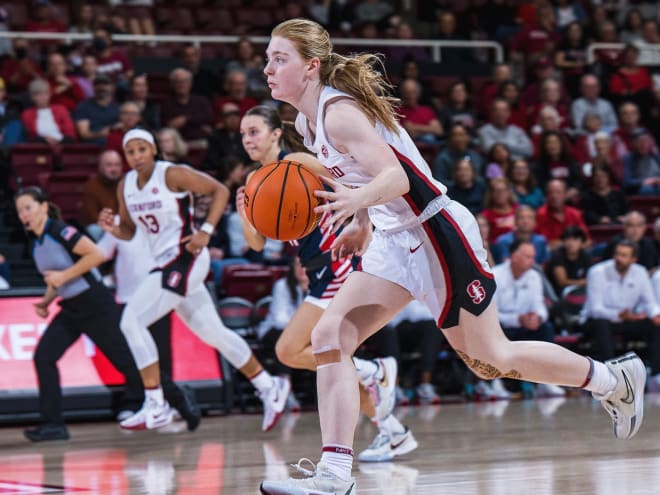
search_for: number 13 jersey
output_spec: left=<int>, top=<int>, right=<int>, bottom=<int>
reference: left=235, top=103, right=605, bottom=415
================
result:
left=123, top=160, right=194, bottom=266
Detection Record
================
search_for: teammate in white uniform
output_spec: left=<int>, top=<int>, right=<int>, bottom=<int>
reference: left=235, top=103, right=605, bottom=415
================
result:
left=98, top=129, right=290, bottom=432
left=238, top=105, right=417, bottom=462
left=259, top=19, right=647, bottom=495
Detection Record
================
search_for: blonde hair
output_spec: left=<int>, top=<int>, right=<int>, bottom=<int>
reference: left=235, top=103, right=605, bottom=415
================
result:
left=272, top=18, right=399, bottom=133
left=157, top=127, right=188, bottom=162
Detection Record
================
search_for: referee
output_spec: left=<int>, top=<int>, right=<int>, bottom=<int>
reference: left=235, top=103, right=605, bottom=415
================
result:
left=15, top=187, right=144, bottom=442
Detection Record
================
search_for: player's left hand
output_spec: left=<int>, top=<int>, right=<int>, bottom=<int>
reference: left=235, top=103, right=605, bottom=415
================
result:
left=314, top=175, right=362, bottom=233
left=182, top=231, right=209, bottom=255
left=44, top=271, right=67, bottom=288
left=329, top=217, right=372, bottom=261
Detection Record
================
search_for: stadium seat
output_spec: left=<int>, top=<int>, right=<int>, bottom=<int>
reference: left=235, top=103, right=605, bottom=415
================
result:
left=45, top=171, right=93, bottom=223
left=59, top=143, right=103, bottom=173
left=428, top=76, right=460, bottom=98
left=234, top=8, right=274, bottom=30
left=186, top=144, right=207, bottom=168
left=217, top=296, right=255, bottom=337
left=251, top=295, right=272, bottom=327
left=628, top=195, right=660, bottom=220
left=10, top=144, right=55, bottom=190
left=269, top=265, right=288, bottom=281
left=195, top=8, right=235, bottom=33
left=588, top=224, right=624, bottom=244
left=221, top=269, right=274, bottom=302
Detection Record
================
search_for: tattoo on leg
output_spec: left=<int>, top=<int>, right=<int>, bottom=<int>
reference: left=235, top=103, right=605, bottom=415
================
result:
left=456, top=350, right=522, bottom=380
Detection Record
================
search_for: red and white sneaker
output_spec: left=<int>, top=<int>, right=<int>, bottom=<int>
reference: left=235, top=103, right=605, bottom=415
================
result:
left=260, top=376, right=291, bottom=432
left=364, top=357, right=397, bottom=421
left=119, top=398, right=173, bottom=431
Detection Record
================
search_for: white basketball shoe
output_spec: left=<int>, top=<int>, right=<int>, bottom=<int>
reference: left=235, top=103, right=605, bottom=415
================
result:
left=260, top=376, right=291, bottom=432
left=364, top=357, right=397, bottom=421
left=119, top=398, right=173, bottom=430
left=260, top=460, right=355, bottom=495
left=593, top=352, right=646, bottom=439
left=357, top=427, right=418, bottom=463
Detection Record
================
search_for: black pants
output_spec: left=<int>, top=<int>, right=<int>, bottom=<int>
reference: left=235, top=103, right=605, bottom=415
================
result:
left=259, top=328, right=291, bottom=376
left=396, top=320, right=444, bottom=374
left=503, top=321, right=555, bottom=344
left=34, top=287, right=144, bottom=425
left=118, top=305, right=186, bottom=411
left=586, top=318, right=660, bottom=374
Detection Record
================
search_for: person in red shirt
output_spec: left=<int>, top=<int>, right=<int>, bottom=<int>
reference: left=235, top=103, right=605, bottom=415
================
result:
left=21, top=78, right=76, bottom=145
left=24, top=1, right=65, bottom=49
left=46, top=53, right=84, bottom=112
left=92, top=29, right=133, bottom=85
left=105, top=101, right=142, bottom=169
left=536, top=179, right=590, bottom=249
left=481, top=177, right=518, bottom=243
left=608, top=44, right=654, bottom=125
left=1, top=39, right=43, bottom=93
left=212, top=69, right=259, bottom=122
left=479, top=63, right=513, bottom=119
left=397, top=78, right=444, bottom=143
left=511, top=5, right=560, bottom=62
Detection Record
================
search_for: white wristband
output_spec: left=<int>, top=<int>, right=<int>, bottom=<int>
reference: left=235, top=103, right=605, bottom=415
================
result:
left=200, top=222, right=214, bottom=235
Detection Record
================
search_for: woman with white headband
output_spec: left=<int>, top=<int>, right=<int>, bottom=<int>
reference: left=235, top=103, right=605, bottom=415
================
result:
left=98, top=128, right=290, bottom=432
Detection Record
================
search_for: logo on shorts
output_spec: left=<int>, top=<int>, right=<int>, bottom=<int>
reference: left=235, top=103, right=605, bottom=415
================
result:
left=466, top=280, right=486, bottom=304
left=320, top=145, right=329, bottom=158
left=167, top=271, right=182, bottom=289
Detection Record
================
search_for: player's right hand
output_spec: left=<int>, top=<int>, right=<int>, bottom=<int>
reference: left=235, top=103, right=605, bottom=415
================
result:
left=98, top=208, right=116, bottom=232
left=235, top=186, right=247, bottom=217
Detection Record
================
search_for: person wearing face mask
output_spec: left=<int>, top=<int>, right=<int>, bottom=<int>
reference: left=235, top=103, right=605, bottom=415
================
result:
left=14, top=186, right=144, bottom=442
left=92, top=28, right=133, bottom=85
left=1, top=38, right=43, bottom=93
left=73, top=74, right=120, bottom=145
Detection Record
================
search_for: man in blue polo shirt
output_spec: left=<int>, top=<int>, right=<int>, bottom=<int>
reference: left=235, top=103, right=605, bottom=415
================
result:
left=73, top=74, right=119, bottom=145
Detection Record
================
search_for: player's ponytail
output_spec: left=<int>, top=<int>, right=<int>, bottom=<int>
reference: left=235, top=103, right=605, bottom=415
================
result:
left=15, top=186, right=62, bottom=220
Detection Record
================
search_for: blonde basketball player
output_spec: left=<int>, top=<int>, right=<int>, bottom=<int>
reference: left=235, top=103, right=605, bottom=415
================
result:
left=238, top=105, right=417, bottom=462
left=98, top=129, right=290, bottom=433
left=259, top=19, right=646, bottom=495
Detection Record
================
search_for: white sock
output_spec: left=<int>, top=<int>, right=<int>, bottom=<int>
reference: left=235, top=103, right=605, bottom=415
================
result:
left=251, top=370, right=274, bottom=394
left=353, top=357, right=378, bottom=384
left=377, top=414, right=406, bottom=437
left=145, top=386, right=164, bottom=405
left=583, top=359, right=618, bottom=396
left=320, top=445, right=353, bottom=481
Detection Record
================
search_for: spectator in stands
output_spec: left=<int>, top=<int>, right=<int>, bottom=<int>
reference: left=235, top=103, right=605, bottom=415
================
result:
left=581, top=164, right=628, bottom=225
left=74, top=74, right=120, bottom=145
left=446, top=157, right=486, bottom=215
left=586, top=132, right=624, bottom=185
left=530, top=105, right=563, bottom=147
left=613, top=102, right=658, bottom=159
left=203, top=102, right=250, bottom=179
left=105, top=101, right=142, bottom=167
left=510, top=5, right=560, bottom=63
left=0, top=77, right=21, bottom=148
left=493, top=205, right=549, bottom=264
left=623, top=129, right=660, bottom=195
left=608, top=44, right=654, bottom=119
left=160, top=68, right=214, bottom=143
left=637, top=20, right=660, bottom=66
left=570, top=74, right=618, bottom=134
left=536, top=179, right=590, bottom=249
left=45, top=53, right=84, bottom=112
left=69, top=3, right=95, bottom=35
left=0, top=252, right=9, bottom=289
left=226, top=37, right=269, bottom=99
left=388, top=21, right=430, bottom=64
left=654, top=217, right=660, bottom=258
left=434, top=12, right=470, bottom=63
left=437, top=81, right=477, bottom=135
left=479, top=63, right=513, bottom=119
left=519, top=57, right=562, bottom=109
left=25, top=0, right=65, bottom=49
left=92, top=28, right=133, bottom=86
left=156, top=128, right=188, bottom=164
left=592, top=20, right=621, bottom=74
left=389, top=300, right=443, bottom=404
left=507, top=158, right=545, bottom=209
left=478, top=98, right=533, bottom=161
left=431, top=123, right=483, bottom=182
left=81, top=150, right=122, bottom=240
left=553, top=0, right=587, bottom=29
left=397, top=78, right=444, bottom=144
left=603, top=211, right=659, bottom=271
left=554, top=21, right=588, bottom=99
left=398, top=58, right=434, bottom=108
left=482, top=239, right=561, bottom=399
left=21, top=78, right=76, bottom=145
left=583, top=239, right=660, bottom=387
left=485, top=142, right=513, bottom=179
left=108, top=2, right=155, bottom=38
left=181, top=44, right=220, bottom=100
left=535, top=130, right=581, bottom=194
left=353, top=0, right=395, bottom=31
left=76, top=54, right=97, bottom=99
left=620, top=8, right=644, bottom=44
left=481, top=177, right=517, bottom=243
left=128, top=73, right=159, bottom=131
left=213, top=69, right=259, bottom=120
left=476, top=213, right=495, bottom=267
left=528, top=78, right=570, bottom=131
left=1, top=38, right=43, bottom=94
left=546, top=226, right=591, bottom=295
left=497, top=80, right=526, bottom=129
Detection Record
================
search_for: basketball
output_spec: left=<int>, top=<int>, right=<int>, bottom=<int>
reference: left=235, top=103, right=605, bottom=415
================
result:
left=243, top=159, right=324, bottom=241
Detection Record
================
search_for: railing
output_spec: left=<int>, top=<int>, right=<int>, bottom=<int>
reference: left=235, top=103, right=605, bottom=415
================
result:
left=587, top=42, right=660, bottom=65
left=0, top=31, right=505, bottom=64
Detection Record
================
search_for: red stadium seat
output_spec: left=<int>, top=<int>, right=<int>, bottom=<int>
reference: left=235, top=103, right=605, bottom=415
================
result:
left=628, top=196, right=660, bottom=221
left=195, top=8, right=235, bottom=33
left=45, top=171, right=93, bottom=223
left=222, top=269, right=275, bottom=302
left=269, top=265, right=288, bottom=281
left=10, top=144, right=55, bottom=190
left=59, top=144, right=103, bottom=173
left=234, top=8, right=274, bottom=30
left=186, top=144, right=207, bottom=168
left=588, top=224, right=624, bottom=244
left=217, top=296, right=254, bottom=332
left=428, top=76, right=460, bottom=98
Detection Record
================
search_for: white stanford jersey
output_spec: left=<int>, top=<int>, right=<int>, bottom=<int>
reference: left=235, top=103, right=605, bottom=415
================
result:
left=295, top=86, right=448, bottom=231
left=123, top=160, right=194, bottom=266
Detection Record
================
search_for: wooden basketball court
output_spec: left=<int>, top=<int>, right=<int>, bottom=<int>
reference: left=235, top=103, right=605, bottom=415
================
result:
left=1, top=396, right=659, bottom=494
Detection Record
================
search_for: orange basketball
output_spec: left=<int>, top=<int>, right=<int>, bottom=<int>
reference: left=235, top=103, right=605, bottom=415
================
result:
left=243, top=159, right=324, bottom=241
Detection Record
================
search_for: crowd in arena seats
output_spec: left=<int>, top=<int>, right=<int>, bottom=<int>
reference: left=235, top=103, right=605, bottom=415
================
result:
left=0, top=0, right=658, bottom=404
